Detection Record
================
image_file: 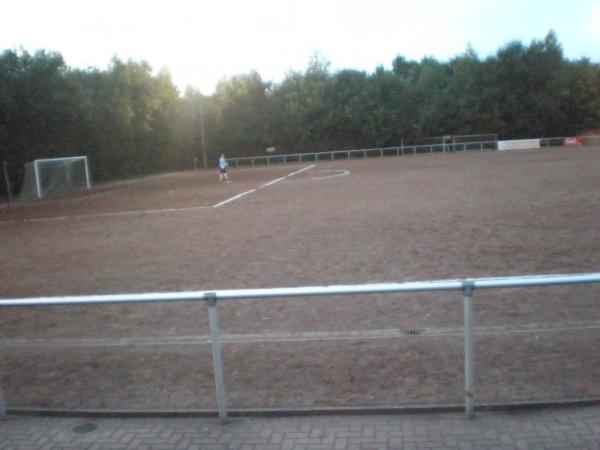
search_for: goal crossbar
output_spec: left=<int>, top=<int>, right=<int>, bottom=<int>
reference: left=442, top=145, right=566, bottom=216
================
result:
left=22, top=155, right=92, bottom=200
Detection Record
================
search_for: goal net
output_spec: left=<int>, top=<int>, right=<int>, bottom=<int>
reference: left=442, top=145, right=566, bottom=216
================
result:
left=19, top=156, right=91, bottom=201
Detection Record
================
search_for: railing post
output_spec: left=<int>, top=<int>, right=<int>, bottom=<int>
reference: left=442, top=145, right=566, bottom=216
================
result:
left=205, top=292, right=228, bottom=422
left=0, top=385, right=6, bottom=417
left=463, top=281, right=475, bottom=419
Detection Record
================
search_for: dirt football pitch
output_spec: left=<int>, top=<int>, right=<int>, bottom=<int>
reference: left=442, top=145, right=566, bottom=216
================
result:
left=1, top=147, right=600, bottom=411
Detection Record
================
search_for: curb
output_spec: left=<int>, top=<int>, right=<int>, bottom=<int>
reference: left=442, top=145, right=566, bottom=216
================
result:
left=6, top=397, right=600, bottom=419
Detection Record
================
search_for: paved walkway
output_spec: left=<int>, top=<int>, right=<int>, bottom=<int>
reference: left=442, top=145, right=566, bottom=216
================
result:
left=1, top=406, right=600, bottom=450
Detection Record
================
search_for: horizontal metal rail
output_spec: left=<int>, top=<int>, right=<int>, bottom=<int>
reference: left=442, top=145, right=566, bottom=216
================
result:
left=1, top=271, right=599, bottom=421
left=226, top=137, right=575, bottom=167
left=2, top=273, right=599, bottom=306
left=228, top=140, right=500, bottom=167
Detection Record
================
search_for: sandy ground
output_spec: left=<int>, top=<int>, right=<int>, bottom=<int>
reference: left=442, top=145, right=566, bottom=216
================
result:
left=1, top=147, right=599, bottom=410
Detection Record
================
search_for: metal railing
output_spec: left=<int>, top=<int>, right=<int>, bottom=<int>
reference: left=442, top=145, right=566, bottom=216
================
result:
left=226, top=137, right=573, bottom=167
left=228, top=141, right=499, bottom=167
left=1, top=271, right=599, bottom=420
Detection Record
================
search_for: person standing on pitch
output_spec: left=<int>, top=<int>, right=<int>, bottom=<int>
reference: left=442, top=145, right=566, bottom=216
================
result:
left=218, top=153, right=230, bottom=182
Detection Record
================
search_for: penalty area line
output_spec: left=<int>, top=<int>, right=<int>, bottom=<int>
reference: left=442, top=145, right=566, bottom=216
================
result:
left=213, top=164, right=315, bottom=208
left=213, top=189, right=256, bottom=208
left=286, top=164, right=315, bottom=178
left=260, top=176, right=286, bottom=188
left=0, top=205, right=213, bottom=225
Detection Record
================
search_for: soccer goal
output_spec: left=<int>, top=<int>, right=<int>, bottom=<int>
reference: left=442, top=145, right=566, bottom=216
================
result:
left=19, top=156, right=91, bottom=201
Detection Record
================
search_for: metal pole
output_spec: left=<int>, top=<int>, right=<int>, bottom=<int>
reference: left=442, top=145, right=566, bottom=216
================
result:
left=200, top=110, right=208, bottom=170
left=34, top=160, right=42, bottom=199
left=0, top=385, right=5, bottom=417
left=84, top=157, right=91, bottom=190
left=3, top=161, right=13, bottom=202
left=205, top=293, right=228, bottom=421
left=463, top=281, right=475, bottom=419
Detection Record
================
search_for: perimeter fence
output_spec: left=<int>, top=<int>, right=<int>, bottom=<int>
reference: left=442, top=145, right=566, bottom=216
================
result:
left=227, top=137, right=568, bottom=167
left=1, top=272, right=599, bottom=420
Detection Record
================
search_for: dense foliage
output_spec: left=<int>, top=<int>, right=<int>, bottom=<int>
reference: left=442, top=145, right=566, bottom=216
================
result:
left=1, top=32, right=599, bottom=195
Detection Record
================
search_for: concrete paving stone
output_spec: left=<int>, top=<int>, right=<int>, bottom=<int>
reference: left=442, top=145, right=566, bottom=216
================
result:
left=343, top=444, right=361, bottom=450
left=279, top=438, right=297, bottom=450
left=400, top=443, right=418, bottom=450
left=3, top=406, right=600, bottom=449
left=225, top=438, right=243, bottom=450
left=373, top=431, right=388, bottom=443
left=38, top=445, right=56, bottom=450
left=358, top=445, right=386, bottom=450
left=174, top=437, right=193, bottom=449
left=443, top=436, right=458, bottom=446
left=267, top=432, right=284, bottom=445
left=333, top=437, right=348, bottom=449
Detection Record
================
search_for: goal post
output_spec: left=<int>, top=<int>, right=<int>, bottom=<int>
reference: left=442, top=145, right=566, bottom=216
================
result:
left=19, top=156, right=91, bottom=200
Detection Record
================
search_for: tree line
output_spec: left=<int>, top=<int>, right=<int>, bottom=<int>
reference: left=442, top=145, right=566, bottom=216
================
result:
left=1, top=31, right=599, bottom=197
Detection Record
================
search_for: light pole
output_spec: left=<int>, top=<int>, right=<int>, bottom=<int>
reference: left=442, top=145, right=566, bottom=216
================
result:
left=199, top=107, right=207, bottom=170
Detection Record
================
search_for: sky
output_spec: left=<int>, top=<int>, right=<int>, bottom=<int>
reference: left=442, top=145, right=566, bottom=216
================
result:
left=1, top=0, right=599, bottom=95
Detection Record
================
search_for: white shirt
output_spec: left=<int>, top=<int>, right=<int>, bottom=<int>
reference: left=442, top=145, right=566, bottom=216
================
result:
left=219, top=155, right=228, bottom=169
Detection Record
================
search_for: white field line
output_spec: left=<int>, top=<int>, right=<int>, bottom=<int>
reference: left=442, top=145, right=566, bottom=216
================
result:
left=312, top=169, right=350, bottom=180
left=0, top=205, right=212, bottom=225
left=14, top=178, right=166, bottom=208
left=260, top=176, right=286, bottom=188
left=56, top=180, right=159, bottom=203
left=212, top=164, right=315, bottom=208
left=279, top=168, right=351, bottom=184
left=212, top=189, right=256, bottom=208
left=0, top=164, right=316, bottom=224
left=3, top=321, right=600, bottom=349
left=286, top=164, right=315, bottom=178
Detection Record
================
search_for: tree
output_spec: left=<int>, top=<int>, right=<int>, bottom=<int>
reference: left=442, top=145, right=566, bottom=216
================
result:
left=211, top=71, right=273, bottom=156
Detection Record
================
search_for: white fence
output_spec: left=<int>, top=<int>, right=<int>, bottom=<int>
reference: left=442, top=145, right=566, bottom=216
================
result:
left=227, top=138, right=569, bottom=167
left=1, top=272, right=600, bottom=420
left=228, top=141, right=498, bottom=167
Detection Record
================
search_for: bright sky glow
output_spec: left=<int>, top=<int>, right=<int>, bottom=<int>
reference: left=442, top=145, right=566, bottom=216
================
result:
left=1, top=0, right=599, bottom=95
